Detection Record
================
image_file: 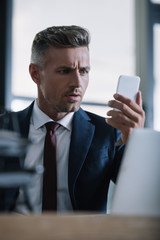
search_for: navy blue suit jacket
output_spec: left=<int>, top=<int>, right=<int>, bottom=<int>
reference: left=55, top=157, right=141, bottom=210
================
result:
left=0, top=102, right=124, bottom=212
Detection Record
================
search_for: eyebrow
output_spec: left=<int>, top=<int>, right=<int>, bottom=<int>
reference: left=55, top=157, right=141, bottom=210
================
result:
left=57, top=65, right=90, bottom=70
left=81, top=66, right=90, bottom=70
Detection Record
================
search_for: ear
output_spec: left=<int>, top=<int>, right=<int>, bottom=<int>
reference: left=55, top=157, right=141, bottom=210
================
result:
left=29, top=63, right=41, bottom=84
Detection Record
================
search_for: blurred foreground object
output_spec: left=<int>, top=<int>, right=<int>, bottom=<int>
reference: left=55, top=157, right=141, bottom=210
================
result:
left=111, top=128, right=160, bottom=216
left=0, top=107, right=43, bottom=212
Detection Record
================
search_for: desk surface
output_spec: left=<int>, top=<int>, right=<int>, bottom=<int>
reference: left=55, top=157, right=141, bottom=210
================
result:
left=0, top=214, right=159, bottom=240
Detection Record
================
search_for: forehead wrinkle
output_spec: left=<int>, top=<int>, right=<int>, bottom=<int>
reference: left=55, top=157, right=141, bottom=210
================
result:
left=44, top=46, right=90, bottom=69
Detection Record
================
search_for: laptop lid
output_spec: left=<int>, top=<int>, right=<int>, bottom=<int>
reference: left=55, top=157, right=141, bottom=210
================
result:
left=110, top=128, right=160, bottom=216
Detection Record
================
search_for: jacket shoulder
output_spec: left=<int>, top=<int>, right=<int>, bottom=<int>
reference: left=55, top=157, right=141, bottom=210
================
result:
left=84, top=110, right=109, bottom=127
left=11, top=102, right=34, bottom=137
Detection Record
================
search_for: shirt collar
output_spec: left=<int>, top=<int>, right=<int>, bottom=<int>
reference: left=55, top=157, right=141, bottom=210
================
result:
left=32, top=100, right=74, bottom=131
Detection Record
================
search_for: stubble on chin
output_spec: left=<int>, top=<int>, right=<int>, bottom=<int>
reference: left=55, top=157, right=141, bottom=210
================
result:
left=58, top=101, right=81, bottom=113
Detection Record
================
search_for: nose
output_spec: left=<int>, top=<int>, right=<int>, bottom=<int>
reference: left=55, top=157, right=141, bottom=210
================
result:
left=70, top=71, right=81, bottom=88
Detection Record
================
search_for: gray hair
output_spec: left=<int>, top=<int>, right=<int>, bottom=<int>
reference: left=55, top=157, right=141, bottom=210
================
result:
left=31, top=25, right=90, bottom=67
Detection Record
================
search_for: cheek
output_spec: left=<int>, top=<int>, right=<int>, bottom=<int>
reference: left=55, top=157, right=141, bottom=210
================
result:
left=47, top=82, right=66, bottom=100
left=39, top=80, right=57, bottom=99
left=83, top=78, right=89, bottom=91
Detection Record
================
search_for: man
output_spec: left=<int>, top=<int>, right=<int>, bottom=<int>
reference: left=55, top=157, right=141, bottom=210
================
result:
left=0, top=26, right=145, bottom=213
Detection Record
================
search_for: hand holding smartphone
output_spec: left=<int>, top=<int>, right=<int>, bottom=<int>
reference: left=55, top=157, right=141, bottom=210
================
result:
left=106, top=75, right=144, bottom=145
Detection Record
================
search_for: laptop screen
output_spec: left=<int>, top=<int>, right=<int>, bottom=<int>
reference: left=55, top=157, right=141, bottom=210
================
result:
left=110, top=128, right=160, bottom=216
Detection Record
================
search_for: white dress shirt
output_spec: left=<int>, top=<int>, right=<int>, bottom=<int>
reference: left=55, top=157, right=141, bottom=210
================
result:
left=15, top=100, right=74, bottom=214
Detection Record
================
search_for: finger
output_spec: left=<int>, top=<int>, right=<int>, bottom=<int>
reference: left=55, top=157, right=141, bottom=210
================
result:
left=106, top=117, right=125, bottom=129
left=136, top=90, right=142, bottom=107
left=108, top=99, right=122, bottom=110
left=107, top=109, right=138, bottom=128
left=113, top=93, right=143, bottom=114
left=108, top=99, right=142, bottom=122
left=105, top=117, right=132, bottom=136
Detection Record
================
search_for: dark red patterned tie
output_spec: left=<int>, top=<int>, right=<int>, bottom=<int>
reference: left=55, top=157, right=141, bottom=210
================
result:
left=42, top=122, right=59, bottom=211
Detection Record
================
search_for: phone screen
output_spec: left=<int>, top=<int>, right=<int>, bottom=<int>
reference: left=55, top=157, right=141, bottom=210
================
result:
left=116, top=75, right=140, bottom=102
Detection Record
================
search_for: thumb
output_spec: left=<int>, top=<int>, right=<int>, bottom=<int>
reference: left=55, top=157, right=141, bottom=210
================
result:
left=136, top=90, right=142, bottom=107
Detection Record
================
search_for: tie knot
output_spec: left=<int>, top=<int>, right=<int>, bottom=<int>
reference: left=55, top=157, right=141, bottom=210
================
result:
left=45, top=122, right=60, bottom=133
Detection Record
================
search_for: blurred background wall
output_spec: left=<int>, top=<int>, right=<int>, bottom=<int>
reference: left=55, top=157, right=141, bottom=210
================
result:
left=0, top=0, right=160, bottom=130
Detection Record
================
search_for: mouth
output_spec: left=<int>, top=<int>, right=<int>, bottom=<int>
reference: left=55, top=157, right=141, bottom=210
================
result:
left=65, top=91, right=82, bottom=102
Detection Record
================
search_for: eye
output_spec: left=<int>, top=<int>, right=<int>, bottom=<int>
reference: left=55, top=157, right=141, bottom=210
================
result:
left=80, top=68, right=89, bottom=75
left=58, top=68, right=70, bottom=74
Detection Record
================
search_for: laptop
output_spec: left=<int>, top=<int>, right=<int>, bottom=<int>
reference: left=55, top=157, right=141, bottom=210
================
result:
left=110, top=128, right=160, bottom=216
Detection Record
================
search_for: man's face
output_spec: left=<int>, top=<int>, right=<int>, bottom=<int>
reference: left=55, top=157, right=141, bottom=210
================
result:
left=32, top=46, right=90, bottom=119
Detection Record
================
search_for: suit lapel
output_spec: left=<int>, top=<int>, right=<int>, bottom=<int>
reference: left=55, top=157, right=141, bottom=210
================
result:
left=68, top=108, right=95, bottom=208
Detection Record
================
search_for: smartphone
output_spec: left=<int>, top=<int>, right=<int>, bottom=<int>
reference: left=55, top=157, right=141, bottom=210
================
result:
left=116, top=75, right=140, bottom=102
